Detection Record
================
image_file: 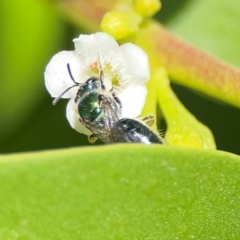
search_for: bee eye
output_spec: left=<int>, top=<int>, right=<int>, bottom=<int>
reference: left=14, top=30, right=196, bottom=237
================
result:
left=86, top=77, right=99, bottom=84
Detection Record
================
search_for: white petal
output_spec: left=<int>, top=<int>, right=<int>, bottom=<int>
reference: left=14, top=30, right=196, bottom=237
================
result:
left=116, top=43, right=150, bottom=86
left=44, top=51, right=87, bottom=99
left=66, top=98, right=92, bottom=135
left=118, top=85, right=148, bottom=118
left=73, top=32, right=120, bottom=68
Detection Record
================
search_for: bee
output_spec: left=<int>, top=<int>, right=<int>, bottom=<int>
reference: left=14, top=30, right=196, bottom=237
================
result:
left=116, top=116, right=163, bottom=144
left=53, top=63, right=163, bottom=144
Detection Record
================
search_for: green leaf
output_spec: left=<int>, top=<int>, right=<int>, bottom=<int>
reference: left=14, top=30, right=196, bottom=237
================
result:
left=0, top=145, right=239, bottom=239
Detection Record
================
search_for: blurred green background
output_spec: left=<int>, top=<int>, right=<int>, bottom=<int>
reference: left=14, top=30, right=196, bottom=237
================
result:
left=1, top=0, right=240, bottom=154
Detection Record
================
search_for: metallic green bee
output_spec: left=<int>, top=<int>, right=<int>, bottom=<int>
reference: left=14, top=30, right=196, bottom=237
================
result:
left=53, top=63, right=163, bottom=144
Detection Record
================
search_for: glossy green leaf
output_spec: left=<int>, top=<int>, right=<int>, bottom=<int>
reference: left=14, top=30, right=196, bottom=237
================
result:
left=0, top=145, right=239, bottom=239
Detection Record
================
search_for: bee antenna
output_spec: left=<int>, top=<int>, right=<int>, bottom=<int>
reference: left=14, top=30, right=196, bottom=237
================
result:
left=52, top=63, right=80, bottom=105
left=52, top=84, right=79, bottom=105
left=67, top=63, right=78, bottom=84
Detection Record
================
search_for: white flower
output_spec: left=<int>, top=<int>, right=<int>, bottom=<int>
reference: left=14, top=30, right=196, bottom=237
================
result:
left=44, top=32, right=150, bottom=135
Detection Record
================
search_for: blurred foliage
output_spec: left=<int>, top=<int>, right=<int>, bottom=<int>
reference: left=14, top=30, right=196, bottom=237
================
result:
left=0, top=0, right=240, bottom=154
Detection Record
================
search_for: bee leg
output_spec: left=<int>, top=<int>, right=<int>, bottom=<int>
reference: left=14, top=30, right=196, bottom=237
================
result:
left=98, top=94, right=109, bottom=109
left=98, top=58, right=121, bottom=108
left=88, top=134, right=99, bottom=143
left=138, top=114, right=155, bottom=127
left=79, top=117, right=90, bottom=130
left=78, top=117, right=99, bottom=143
left=99, top=69, right=106, bottom=91
left=79, top=117, right=84, bottom=124
left=112, top=92, right=122, bottom=109
left=98, top=94, right=104, bottom=108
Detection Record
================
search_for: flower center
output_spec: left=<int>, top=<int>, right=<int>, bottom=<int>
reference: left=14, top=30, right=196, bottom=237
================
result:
left=86, top=62, right=119, bottom=90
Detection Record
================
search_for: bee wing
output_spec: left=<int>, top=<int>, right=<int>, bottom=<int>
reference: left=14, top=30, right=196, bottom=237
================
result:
left=83, top=121, right=114, bottom=144
left=100, top=97, right=142, bottom=143
left=82, top=96, right=125, bottom=144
